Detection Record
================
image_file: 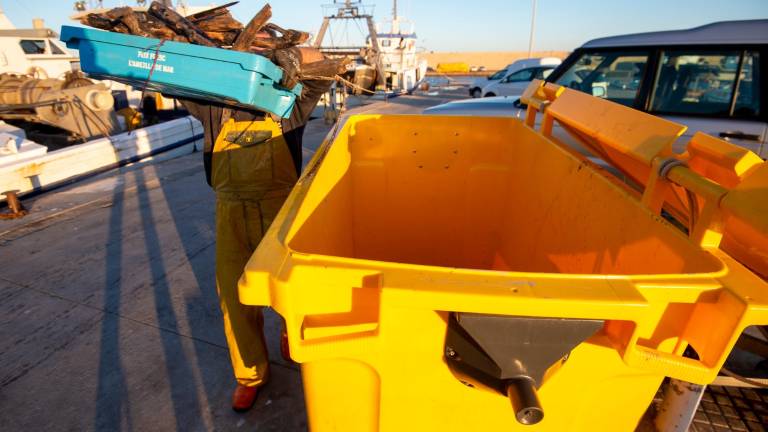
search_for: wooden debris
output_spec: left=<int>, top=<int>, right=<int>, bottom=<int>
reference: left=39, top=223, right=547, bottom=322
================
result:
left=189, top=8, right=242, bottom=32
left=273, top=47, right=301, bottom=89
left=201, top=30, right=239, bottom=46
left=186, top=2, right=241, bottom=22
left=231, top=4, right=272, bottom=52
left=300, top=57, right=351, bottom=79
left=78, top=1, right=346, bottom=87
left=147, top=1, right=217, bottom=47
left=188, top=3, right=242, bottom=46
left=264, top=23, right=310, bottom=47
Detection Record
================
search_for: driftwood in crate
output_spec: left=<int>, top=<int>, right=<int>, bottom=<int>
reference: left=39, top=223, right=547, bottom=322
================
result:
left=187, top=2, right=242, bottom=46
left=79, top=6, right=180, bottom=40
left=230, top=3, right=272, bottom=51
left=146, top=1, right=217, bottom=46
left=78, top=1, right=347, bottom=86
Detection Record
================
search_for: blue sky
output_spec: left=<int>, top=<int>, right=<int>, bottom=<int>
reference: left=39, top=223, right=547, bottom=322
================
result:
left=3, top=0, right=767, bottom=52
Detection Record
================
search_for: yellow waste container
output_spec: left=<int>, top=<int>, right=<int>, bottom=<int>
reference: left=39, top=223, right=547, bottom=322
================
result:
left=239, top=82, right=768, bottom=431
left=435, top=62, right=470, bottom=74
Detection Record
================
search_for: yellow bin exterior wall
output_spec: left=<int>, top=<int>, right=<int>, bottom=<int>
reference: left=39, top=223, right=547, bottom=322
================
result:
left=299, top=306, right=663, bottom=431
left=239, top=109, right=768, bottom=431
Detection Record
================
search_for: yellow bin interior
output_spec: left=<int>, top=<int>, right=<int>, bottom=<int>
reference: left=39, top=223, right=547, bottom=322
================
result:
left=249, top=114, right=764, bottom=431
left=289, top=114, right=722, bottom=276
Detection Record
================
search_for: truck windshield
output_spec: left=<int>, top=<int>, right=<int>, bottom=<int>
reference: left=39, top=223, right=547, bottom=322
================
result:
left=554, top=51, right=649, bottom=107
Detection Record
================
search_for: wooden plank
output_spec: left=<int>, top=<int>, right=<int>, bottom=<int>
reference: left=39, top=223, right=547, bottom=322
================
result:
left=147, top=1, right=216, bottom=47
left=231, top=4, right=271, bottom=52
left=186, top=1, right=240, bottom=22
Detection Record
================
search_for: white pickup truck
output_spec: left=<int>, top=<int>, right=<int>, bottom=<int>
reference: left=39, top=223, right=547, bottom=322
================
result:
left=430, top=19, right=767, bottom=157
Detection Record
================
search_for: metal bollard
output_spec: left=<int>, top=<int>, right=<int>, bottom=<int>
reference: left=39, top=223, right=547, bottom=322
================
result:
left=654, top=379, right=705, bottom=432
left=1, top=190, right=28, bottom=219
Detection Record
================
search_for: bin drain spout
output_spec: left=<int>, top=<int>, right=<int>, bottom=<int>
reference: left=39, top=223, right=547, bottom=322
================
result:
left=506, top=377, right=544, bottom=425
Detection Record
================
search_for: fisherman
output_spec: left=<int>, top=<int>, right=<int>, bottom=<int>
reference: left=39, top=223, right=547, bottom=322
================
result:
left=181, top=47, right=331, bottom=412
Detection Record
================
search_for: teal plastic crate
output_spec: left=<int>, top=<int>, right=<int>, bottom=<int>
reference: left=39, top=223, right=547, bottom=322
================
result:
left=60, top=26, right=302, bottom=118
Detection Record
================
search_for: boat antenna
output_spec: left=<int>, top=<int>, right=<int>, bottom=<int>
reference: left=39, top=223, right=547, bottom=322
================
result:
left=392, top=0, right=397, bottom=20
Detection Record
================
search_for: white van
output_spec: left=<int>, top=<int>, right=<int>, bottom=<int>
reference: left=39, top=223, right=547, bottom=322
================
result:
left=480, top=64, right=558, bottom=97
left=468, top=57, right=562, bottom=98
left=428, top=20, right=768, bottom=157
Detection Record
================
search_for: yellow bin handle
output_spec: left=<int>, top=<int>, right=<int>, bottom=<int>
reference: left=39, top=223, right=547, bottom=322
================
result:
left=624, top=344, right=715, bottom=385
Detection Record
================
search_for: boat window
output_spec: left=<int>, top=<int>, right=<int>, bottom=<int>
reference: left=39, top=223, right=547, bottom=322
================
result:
left=48, top=41, right=66, bottom=55
left=381, top=39, right=391, bottom=47
left=650, top=50, right=746, bottom=117
left=20, top=40, right=47, bottom=55
left=502, top=68, right=535, bottom=83
left=555, top=51, right=649, bottom=106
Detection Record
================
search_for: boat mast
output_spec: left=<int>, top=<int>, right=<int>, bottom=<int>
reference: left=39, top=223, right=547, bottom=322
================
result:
left=314, top=1, right=387, bottom=86
left=391, top=0, right=400, bottom=34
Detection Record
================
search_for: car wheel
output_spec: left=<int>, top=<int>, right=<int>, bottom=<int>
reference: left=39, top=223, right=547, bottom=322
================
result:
left=484, top=92, right=496, bottom=97
left=470, top=88, right=482, bottom=98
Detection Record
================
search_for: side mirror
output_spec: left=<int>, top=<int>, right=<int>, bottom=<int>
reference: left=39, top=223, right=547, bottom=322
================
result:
left=591, top=85, right=606, bottom=98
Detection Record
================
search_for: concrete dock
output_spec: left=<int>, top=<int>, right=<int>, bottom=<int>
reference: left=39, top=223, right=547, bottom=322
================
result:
left=3, top=86, right=764, bottom=431
left=0, top=90, right=464, bottom=431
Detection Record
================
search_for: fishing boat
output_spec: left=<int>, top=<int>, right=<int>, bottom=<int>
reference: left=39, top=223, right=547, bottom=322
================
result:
left=0, top=3, right=203, bottom=202
left=314, top=0, right=427, bottom=95
left=373, top=1, right=428, bottom=93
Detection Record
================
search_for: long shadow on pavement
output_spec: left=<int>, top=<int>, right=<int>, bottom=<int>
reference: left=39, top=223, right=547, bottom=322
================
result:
left=93, top=179, right=134, bottom=431
left=133, top=168, right=205, bottom=430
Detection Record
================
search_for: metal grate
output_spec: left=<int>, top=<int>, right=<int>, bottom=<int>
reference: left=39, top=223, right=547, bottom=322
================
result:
left=689, top=386, right=768, bottom=432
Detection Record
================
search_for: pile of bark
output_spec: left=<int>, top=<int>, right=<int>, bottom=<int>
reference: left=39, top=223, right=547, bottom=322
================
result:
left=79, top=1, right=348, bottom=89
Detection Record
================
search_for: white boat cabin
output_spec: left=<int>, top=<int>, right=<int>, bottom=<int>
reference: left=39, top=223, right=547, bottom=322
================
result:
left=0, top=10, right=77, bottom=78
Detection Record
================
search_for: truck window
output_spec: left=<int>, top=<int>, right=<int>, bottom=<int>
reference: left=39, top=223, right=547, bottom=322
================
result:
left=554, top=51, right=648, bottom=107
left=734, top=51, right=760, bottom=117
left=650, top=50, right=747, bottom=117
left=19, top=40, right=46, bottom=55
left=503, top=68, right=535, bottom=83
left=488, top=69, right=507, bottom=80
left=536, top=68, right=554, bottom=80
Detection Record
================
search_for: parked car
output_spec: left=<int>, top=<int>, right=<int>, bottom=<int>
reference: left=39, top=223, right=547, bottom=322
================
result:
left=429, top=20, right=768, bottom=157
left=481, top=65, right=557, bottom=97
left=468, top=57, right=562, bottom=98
